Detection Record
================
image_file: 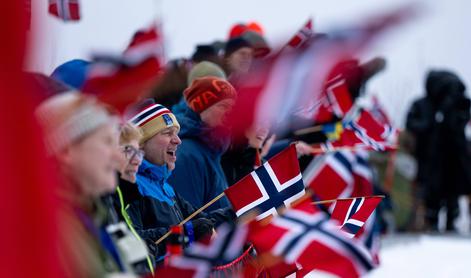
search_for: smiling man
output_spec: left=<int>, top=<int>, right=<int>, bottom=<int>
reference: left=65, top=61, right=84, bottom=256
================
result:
left=127, top=101, right=234, bottom=265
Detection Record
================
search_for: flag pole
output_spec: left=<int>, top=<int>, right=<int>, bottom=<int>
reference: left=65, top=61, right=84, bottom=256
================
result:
left=310, top=144, right=399, bottom=155
left=312, top=195, right=385, bottom=206
left=155, top=191, right=226, bottom=245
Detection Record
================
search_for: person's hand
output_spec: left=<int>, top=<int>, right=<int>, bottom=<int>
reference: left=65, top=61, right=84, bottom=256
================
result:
left=294, top=141, right=315, bottom=157
left=191, top=218, right=215, bottom=241
left=260, top=134, right=276, bottom=157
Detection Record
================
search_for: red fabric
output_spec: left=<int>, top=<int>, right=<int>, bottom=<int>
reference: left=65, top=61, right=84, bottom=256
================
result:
left=224, top=145, right=304, bottom=219
left=331, top=197, right=382, bottom=235
left=0, top=1, right=63, bottom=276
left=248, top=198, right=374, bottom=278
left=304, top=150, right=374, bottom=210
left=48, top=0, right=81, bottom=21
left=286, top=19, right=313, bottom=48
left=183, top=77, right=237, bottom=113
left=83, top=24, right=165, bottom=114
left=319, top=109, right=399, bottom=152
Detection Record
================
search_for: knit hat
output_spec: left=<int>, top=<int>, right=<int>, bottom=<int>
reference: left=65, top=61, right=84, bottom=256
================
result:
left=35, top=91, right=116, bottom=155
left=191, top=44, right=218, bottom=63
left=128, top=102, right=180, bottom=144
left=51, top=59, right=91, bottom=89
left=241, top=31, right=270, bottom=58
left=187, top=61, right=227, bottom=85
left=224, top=37, right=252, bottom=58
left=183, top=77, right=237, bottom=114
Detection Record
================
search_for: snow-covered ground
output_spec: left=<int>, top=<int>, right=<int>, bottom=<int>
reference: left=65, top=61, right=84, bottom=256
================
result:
left=367, top=234, right=471, bottom=277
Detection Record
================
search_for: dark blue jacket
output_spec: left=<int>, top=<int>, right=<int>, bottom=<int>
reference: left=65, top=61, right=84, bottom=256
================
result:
left=129, top=160, right=234, bottom=263
left=169, top=101, right=231, bottom=210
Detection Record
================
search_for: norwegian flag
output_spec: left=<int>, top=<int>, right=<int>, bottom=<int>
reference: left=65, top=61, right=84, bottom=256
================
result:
left=331, top=196, right=382, bottom=238
left=225, top=145, right=306, bottom=220
left=228, top=6, right=415, bottom=140
left=303, top=150, right=373, bottom=209
left=249, top=198, right=375, bottom=277
left=317, top=108, right=399, bottom=152
left=82, top=24, right=164, bottom=113
left=48, top=0, right=80, bottom=21
left=156, top=222, right=248, bottom=278
left=309, top=60, right=357, bottom=123
left=370, top=95, right=391, bottom=126
left=286, top=19, right=314, bottom=48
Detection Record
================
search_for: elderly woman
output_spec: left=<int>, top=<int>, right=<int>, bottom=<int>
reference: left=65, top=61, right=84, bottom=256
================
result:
left=35, top=91, right=129, bottom=277
left=113, top=123, right=154, bottom=274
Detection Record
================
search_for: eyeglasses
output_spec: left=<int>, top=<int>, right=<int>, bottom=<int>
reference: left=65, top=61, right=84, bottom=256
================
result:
left=122, top=145, right=144, bottom=161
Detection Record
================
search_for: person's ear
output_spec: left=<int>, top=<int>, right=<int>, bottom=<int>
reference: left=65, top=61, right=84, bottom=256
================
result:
left=56, top=145, right=74, bottom=166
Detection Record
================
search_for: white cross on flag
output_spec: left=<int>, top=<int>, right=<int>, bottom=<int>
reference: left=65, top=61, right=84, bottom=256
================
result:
left=48, top=0, right=80, bottom=21
left=224, top=145, right=306, bottom=220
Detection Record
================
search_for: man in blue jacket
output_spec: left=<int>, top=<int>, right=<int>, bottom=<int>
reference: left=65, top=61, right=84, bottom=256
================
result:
left=169, top=77, right=237, bottom=210
left=126, top=101, right=234, bottom=264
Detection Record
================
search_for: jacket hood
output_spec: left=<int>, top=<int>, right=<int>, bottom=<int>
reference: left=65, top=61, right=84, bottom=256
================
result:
left=172, top=100, right=231, bottom=153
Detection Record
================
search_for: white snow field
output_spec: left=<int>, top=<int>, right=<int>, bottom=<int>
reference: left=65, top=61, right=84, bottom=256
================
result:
left=367, top=234, right=471, bottom=278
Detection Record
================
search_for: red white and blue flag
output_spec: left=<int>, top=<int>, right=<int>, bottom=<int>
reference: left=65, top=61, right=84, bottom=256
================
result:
left=48, top=0, right=80, bottom=21
left=318, top=108, right=398, bottom=152
left=331, top=196, right=382, bottom=238
left=225, top=145, right=306, bottom=220
left=286, top=19, right=314, bottom=49
left=249, top=198, right=376, bottom=277
left=303, top=150, right=373, bottom=208
left=157, top=222, right=248, bottom=278
left=83, top=24, right=164, bottom=113
left=370, top=95, right=391, bottom=126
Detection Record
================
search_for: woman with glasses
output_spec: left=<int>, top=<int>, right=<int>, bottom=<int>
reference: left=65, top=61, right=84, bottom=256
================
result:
left=111, top=123, right=155, bottom=274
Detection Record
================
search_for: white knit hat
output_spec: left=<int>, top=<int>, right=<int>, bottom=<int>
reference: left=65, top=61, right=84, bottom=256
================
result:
left=35, top=91, right=116, bottom=155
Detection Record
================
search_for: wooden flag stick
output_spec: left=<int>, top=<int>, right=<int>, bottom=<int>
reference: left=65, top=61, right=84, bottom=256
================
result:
left=312, top=195, right=385, bottom=206
left=310, top=144, right=399, bottom=155
left=154, top=191, right=226, bottom=245
left=293, top=125, right=323, bottom=136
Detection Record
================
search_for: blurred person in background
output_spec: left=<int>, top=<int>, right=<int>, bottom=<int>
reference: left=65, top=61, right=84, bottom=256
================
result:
left=406, top=70, right=471, bottom=232
left=35, top=91, right=132, bottom=276
left=168, top=77, right=237, bottom=210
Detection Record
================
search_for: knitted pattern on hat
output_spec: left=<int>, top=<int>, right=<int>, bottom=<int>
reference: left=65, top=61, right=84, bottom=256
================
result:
left=129, top=103, right=180, bottom=144
left=35, top=91, right=114, bottom=155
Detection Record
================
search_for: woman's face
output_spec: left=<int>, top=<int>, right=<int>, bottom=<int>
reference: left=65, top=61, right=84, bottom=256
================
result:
left=246, top=125, right=269, bottom=149
left=119, top=139, right=143, bottom=183
left=62, top=123, right=122, bottom=197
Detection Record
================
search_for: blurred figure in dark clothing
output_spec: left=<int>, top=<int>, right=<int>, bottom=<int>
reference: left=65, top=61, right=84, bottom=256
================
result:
left=406, top=69, right=471, bottom=232
left=149, top=59, right=190, bottom=108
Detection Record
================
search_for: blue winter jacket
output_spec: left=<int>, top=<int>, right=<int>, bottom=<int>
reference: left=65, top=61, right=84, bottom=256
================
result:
left=168, top=101, right=231, bottom=210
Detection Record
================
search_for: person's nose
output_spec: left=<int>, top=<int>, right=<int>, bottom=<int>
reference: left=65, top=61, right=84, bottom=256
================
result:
left=171, top=134, right=182, bottom=146
left=129, top=154, right=142, bottom=166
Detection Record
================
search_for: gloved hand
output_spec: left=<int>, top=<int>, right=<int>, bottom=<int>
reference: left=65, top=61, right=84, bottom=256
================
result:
left=191, top=218, right=215, bottom=241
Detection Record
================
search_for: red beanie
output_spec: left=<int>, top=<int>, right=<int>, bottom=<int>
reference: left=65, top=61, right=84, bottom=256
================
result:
left=184, top=77, right=237, bottom=113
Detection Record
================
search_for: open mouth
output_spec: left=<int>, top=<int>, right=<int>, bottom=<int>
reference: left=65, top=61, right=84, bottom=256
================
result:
left=166, top=150, right=176, bottom=157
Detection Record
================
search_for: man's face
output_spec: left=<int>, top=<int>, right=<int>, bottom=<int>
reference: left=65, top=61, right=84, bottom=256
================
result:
left=200, top=98, right=235, bottom=128
left=227, top=47, right=253, bottom=74
left=142, top=126, right=181, bottom=170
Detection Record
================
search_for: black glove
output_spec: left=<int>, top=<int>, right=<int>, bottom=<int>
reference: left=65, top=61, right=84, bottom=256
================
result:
left=191, top=218, right=215, bottom=241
